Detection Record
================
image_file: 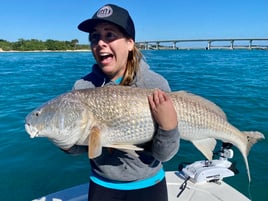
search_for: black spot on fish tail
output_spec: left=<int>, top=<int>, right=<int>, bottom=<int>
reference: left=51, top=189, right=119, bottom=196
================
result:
left=243, top=131, right=265, bottom=156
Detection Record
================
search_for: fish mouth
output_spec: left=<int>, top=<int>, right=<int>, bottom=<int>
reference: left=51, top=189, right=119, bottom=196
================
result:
left=25, top=123, right=39, bottom=138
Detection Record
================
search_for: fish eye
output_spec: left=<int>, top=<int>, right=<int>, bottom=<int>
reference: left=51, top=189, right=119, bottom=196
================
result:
left=35, top=111, right=40, bottom=117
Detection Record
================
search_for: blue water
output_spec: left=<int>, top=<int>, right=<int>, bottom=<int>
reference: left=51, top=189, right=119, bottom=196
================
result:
left=0, top=50, right=267, bottom=201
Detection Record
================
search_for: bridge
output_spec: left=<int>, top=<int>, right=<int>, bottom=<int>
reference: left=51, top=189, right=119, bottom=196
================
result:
left=136, top=38, right=268, bottom=50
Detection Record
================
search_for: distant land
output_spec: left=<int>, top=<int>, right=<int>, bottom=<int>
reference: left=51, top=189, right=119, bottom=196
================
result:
left=0, top=39, right=90, bottom=52
left=1, top=38, right=268, bottom=52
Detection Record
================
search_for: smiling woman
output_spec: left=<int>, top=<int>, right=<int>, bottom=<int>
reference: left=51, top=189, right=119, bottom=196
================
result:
left=88, top=22, right=135, bottom=80
left=77, top=4, right=140, bottom=86
left=63, top=3, right=180, bottom=201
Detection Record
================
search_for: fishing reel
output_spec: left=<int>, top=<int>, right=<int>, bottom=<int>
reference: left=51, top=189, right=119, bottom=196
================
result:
left=214, top=142, right=234, bottom=160
left=178, top=143, right=238, bottom=184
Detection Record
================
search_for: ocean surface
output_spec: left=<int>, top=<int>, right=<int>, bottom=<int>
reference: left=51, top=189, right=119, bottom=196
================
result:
left=0, top=50, right=267, bottom=201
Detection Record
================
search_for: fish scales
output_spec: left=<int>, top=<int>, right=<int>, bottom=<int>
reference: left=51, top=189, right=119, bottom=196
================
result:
left=25, top=86, right=265, bottom=182
left=169, top=92, right=226, bottom=135
left=78, top=86, right=156, bottom=144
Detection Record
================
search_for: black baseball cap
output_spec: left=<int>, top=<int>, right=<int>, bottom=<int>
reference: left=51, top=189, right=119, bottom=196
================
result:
left=78, top=4, right=135, bottom=41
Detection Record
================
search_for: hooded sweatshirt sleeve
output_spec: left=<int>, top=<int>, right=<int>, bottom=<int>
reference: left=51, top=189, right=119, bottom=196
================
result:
left=151, top=126, right=180, bottom=162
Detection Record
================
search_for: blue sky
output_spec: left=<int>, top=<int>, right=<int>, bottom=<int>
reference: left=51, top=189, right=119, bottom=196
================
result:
left=1, top=0, right=267, bottom=44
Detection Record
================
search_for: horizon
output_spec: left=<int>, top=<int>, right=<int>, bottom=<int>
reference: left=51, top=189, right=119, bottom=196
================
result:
left=1, top=37, right=268, bottom=44
left=1, top=37, right=268, bottom=51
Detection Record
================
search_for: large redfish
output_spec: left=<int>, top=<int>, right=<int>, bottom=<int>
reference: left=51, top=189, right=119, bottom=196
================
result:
left=25, top=86, right=264, bottom=182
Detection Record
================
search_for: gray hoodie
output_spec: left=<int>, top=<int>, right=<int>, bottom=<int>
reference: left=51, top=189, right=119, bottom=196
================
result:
left=72, top=60, right=180, bottom=182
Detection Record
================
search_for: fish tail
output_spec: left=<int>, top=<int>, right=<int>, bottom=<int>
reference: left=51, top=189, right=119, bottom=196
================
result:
left=243, top=131, right=265, bottom=156
left=242, top=154, right=251, bottom=182
left=242, top=131, right=265, bottom=182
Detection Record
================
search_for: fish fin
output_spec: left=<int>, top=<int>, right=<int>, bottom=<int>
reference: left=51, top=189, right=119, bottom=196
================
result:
left=88, top=126, right=102, bottom=159
left=106, top=144, right=144, bottom=151
left=105, top=144, right=144, bottom=157
left=191, top=138, right=217, bottom=160
left=241, top=131, right=265, bottom=182
left=123, top=150, right=139, bottom=157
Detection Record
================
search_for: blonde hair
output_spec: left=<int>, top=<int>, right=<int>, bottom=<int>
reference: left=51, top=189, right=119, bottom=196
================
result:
left=120, top=45, right=143, bottom=86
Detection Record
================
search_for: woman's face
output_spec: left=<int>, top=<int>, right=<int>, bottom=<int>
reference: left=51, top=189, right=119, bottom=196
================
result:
left=90, top=22, right=134, bottom=80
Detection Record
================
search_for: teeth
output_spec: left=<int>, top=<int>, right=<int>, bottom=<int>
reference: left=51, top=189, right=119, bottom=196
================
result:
left=99, top=53, right=113, bottom=61
left=100, top=53, right=110, bottom=56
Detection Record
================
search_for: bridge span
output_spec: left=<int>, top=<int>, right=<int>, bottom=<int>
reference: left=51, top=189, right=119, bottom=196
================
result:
left=136, top=38, right=268, bottom=50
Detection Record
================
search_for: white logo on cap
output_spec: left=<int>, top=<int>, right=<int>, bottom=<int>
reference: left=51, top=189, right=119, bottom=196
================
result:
left=97, top=6, right=113, bottom=18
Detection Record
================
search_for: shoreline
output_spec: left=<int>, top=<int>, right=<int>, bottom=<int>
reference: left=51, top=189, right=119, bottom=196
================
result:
left=1, top=47, right=267, bottom=52
left=0, top=48, right=91, bottom=53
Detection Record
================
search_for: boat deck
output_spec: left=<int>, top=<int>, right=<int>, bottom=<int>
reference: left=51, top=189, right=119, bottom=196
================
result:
left=34, top=171, right=250, bottom=201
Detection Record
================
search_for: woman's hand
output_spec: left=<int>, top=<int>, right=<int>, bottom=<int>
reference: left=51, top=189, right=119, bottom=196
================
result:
left=148, top=89, right=178, bottom=130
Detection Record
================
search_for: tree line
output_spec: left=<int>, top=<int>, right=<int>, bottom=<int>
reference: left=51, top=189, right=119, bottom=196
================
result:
left=0, top=39, right=90, bottom=51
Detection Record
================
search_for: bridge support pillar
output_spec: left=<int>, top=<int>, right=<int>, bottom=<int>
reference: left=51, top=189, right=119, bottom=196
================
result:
left=249, top=40, right=252, bottom=50
left=145, top=42, right=148, bottom=50
left=173, top=42, right=177, bottom=49
left=230, top=40, right=234, bottom=50
left=207, top=41, right=211, bottom=50
left=156, top=42, right=160, bottom=50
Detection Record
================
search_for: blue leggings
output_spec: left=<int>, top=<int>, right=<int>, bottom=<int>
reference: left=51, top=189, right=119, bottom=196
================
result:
left=88, top=178, right=168, bottom=201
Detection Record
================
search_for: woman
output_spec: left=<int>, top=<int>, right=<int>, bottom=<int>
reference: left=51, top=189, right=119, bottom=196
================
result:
left=70, top=4, right=180, bottom=201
